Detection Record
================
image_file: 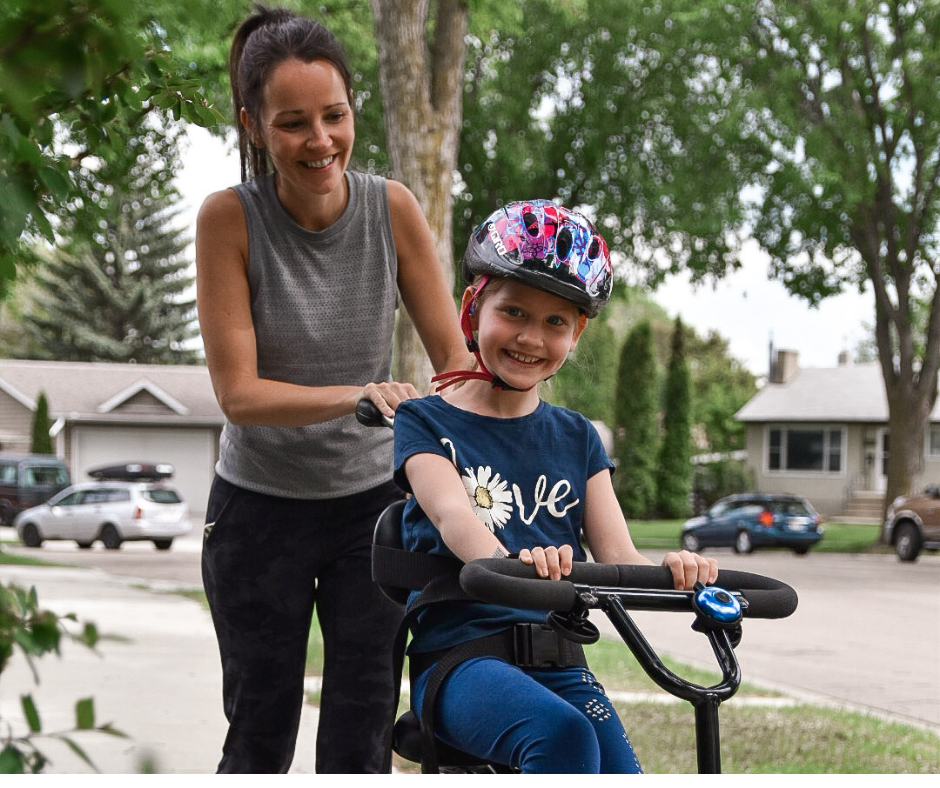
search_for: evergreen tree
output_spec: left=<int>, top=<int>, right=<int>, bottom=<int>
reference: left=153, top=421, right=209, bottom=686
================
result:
left=550, top=317, right=618, bottom=425
left=18, top=128, right=199, bottom=364
left=30, top=391, right=53, bottom=455
left=657, top=318, right=692, bottom=518
left=613, top=320, right=658, bottom=518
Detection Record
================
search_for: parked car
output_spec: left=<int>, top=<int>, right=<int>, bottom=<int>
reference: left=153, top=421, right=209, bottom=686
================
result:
left=13, top=463, right=191, bottom=550
left=0, top=453, right=71, bottom=526
left=884, top=485, right=940, bottom=562
left=680, top=493, right=824, bottom=555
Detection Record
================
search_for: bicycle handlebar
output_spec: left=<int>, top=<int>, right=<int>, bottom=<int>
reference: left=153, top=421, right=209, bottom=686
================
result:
left=355, top=398, right=394, bottom=428
left=460, top=559, right=798, bottom=619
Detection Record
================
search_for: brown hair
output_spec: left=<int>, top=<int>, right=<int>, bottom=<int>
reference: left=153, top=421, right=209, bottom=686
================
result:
left=228, top=4, right=353, bottom=182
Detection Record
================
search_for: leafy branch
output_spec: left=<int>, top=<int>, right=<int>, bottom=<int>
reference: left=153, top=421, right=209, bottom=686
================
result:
left=0, top=582, right=125, bottom=774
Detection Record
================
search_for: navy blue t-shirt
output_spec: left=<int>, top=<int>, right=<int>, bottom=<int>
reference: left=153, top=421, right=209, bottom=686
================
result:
left=393, top=396, right=613, bottom=653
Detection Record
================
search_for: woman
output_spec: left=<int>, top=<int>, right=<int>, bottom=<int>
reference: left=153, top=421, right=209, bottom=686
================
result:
left=195, top=5, right=468, bottom=774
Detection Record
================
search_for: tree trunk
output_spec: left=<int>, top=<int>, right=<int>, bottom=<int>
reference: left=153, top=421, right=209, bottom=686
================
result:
left=371, top=0, right=468, bottom=392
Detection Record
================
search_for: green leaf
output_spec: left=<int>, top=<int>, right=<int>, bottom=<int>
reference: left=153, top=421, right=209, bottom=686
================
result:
left=81, top=622, right=99, bottom=648
left=58, top=736, right=97, bottom=772
left=0, top=744, right=26, bottom=774
left=38, top=167, right=70, bottom=201
left=20, top=694, right=41, bottom=734
left=75, top=697, right=95, bottom=730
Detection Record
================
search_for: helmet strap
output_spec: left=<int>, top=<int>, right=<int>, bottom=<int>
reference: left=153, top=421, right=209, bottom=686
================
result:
left=432, top=275, right=532, bottom=393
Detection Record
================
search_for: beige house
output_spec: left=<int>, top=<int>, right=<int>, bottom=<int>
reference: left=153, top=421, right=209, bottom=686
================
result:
left=0, top=359, right=223, bottom=517
left=735, top=349, right=940, bottom=520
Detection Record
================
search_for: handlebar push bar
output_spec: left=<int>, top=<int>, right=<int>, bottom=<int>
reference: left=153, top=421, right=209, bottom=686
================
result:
left=460, top=558, right=797, bottom=773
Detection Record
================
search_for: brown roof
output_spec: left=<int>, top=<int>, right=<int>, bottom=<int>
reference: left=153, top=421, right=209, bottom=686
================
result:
left=0, top=359, right=223, bottom=425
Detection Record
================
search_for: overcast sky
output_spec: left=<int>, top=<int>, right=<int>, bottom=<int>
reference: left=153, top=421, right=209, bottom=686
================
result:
left=176, top=126, right=875, bottom=377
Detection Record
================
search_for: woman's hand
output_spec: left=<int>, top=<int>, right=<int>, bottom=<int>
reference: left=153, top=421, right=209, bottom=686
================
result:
left=661, top=550, right=719, bottom=590
left=519, top=544, right=574, bottom=581
left=360, top=380, right=419, bottom=419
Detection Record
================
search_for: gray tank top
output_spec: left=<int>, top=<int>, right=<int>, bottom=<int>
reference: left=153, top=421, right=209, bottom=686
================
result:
left=216, top=170, right=398, bottom=499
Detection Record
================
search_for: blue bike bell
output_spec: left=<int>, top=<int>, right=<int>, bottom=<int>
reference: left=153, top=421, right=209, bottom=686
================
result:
left=692, top=584, right=743, bottom=626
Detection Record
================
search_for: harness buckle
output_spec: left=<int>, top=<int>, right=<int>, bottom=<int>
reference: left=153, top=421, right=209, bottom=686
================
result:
left=512, top=623, right=565, bottom=668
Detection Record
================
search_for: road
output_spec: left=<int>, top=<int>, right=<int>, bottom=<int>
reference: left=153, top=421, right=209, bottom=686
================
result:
left=5, top=531, right=940, bottom=731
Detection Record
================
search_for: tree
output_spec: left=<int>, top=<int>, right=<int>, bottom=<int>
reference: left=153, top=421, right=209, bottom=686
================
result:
left=549, top=0, right=940, bottom=527
left=0, top=1, right=232, bottom=297
left=370, top=0, right=469, bottom=389
left=549, top=316, right=618, bottom=424
left=656, top=318, right=692, bottom=517
left=613, top=319, right=658, bottom=518
left=686, top=330, right=757, bottom=455
left=17, top=131, right=199, bottom=364
left=29, top=392, right=53, bottom=455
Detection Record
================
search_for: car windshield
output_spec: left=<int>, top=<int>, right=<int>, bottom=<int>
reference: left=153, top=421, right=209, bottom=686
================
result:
left=141, top=488, right=182, bottom=504
left=25, top=464, right=69, bottom=487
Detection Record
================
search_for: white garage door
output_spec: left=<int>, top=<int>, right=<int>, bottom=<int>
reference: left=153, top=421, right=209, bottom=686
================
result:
left=71, top=426, right=216, bottom=518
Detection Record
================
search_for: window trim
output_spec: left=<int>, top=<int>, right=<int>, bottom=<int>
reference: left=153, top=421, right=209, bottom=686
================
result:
left=763, top=424, right=846, bottom=477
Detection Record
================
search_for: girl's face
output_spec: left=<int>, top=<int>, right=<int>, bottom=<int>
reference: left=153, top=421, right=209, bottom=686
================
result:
left=466, top=280, right=588, bottom=391
left=242, top=57, right=354, bottom=207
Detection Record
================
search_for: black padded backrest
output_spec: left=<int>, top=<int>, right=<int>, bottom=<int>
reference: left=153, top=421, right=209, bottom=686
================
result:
left=372, top=499, right=411, bottom=605
left=374, top=499, right=407, bottom=550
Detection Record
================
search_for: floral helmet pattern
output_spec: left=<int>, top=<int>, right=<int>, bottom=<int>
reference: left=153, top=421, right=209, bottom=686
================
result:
left=462, top=199, right=613, bottom=318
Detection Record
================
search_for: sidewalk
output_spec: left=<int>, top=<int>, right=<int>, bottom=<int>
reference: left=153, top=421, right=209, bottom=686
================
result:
left=0, top=564, right=319, bottom=774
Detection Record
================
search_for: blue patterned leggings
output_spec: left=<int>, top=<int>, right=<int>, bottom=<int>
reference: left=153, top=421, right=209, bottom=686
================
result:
left=411, top=656, right=643, bottom=774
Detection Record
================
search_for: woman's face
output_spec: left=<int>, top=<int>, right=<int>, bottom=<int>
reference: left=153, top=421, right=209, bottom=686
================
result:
left=468, top=280, right=587, bottom=391
left=244, top=57, right=355, bottom=203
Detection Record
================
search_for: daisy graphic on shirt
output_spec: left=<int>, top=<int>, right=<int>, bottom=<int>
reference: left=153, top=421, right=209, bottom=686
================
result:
left=462, top=465, right=513, bottom=531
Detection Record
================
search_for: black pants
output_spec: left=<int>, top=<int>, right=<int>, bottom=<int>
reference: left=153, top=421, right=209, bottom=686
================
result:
left=201, top=475, right=404, bottom=773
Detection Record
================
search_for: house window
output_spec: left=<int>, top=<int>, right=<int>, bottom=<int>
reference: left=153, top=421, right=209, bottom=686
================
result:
left=928, top=426, right=940, bottom=458
left=767, top=427, right=843, bottom=472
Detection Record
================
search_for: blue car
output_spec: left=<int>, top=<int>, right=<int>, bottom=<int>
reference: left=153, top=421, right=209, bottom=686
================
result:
left=680, top=493, right=824, bottom=555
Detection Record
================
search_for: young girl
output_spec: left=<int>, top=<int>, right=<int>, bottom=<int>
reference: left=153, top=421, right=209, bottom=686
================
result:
left=393, top=200, right=719, bottom=773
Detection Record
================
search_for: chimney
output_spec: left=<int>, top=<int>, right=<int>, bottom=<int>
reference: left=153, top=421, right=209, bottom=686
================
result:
left=770, top=349, right=799, bottom=383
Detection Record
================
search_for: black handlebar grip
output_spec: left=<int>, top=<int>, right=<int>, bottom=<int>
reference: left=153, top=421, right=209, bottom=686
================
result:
left=355, top=398, right=391, bottom=428
left=460, top=559, right=798, bottom=619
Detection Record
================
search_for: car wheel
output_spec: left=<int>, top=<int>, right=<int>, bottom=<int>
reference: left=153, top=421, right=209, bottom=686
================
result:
left=100, top=524, right=123, bottom=550
left=21, top=522, right=42, bottom=548
left=0, top=502, right=12, bottom=526
left=76, top=541, right=94, bottom=550
left=153, top=539, right=173, bottom=551
left=733, top=530, right=753, bottom=554
left=894, top=522, right=922, bottom=562
left=792, top=546, right=810, bottom=555
left=681, top=532, right=701, bottom=552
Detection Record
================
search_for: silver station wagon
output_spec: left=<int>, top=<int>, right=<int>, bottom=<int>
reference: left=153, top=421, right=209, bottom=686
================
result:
left=14, top=463, right=191, bottom=550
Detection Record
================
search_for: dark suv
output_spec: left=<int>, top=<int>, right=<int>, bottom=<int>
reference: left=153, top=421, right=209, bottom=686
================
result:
left=0, top=453, right=71, bottom=526
left=884, top=485, right=940, bottom=561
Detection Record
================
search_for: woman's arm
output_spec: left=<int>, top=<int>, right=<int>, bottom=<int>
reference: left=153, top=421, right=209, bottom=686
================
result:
left=583, top=470, right=718, bottom=590
left=388, top=180, right=472, bottom=375
left=196, top=189, right=415, bottom=425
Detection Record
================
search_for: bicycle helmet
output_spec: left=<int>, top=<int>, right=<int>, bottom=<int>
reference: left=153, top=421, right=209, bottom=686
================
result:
left=462, top=199, right=612, bottom=318
left=433, top=200, right=613, bottom=392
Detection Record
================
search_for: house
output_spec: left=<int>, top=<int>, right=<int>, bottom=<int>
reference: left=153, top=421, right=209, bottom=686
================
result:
left=0, top=359, right=223, bottom=517
left=735, top=349, right=940, bottom=519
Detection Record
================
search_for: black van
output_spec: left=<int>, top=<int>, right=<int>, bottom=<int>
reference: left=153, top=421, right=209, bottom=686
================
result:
left=0, top=453, right=71, bottom=525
